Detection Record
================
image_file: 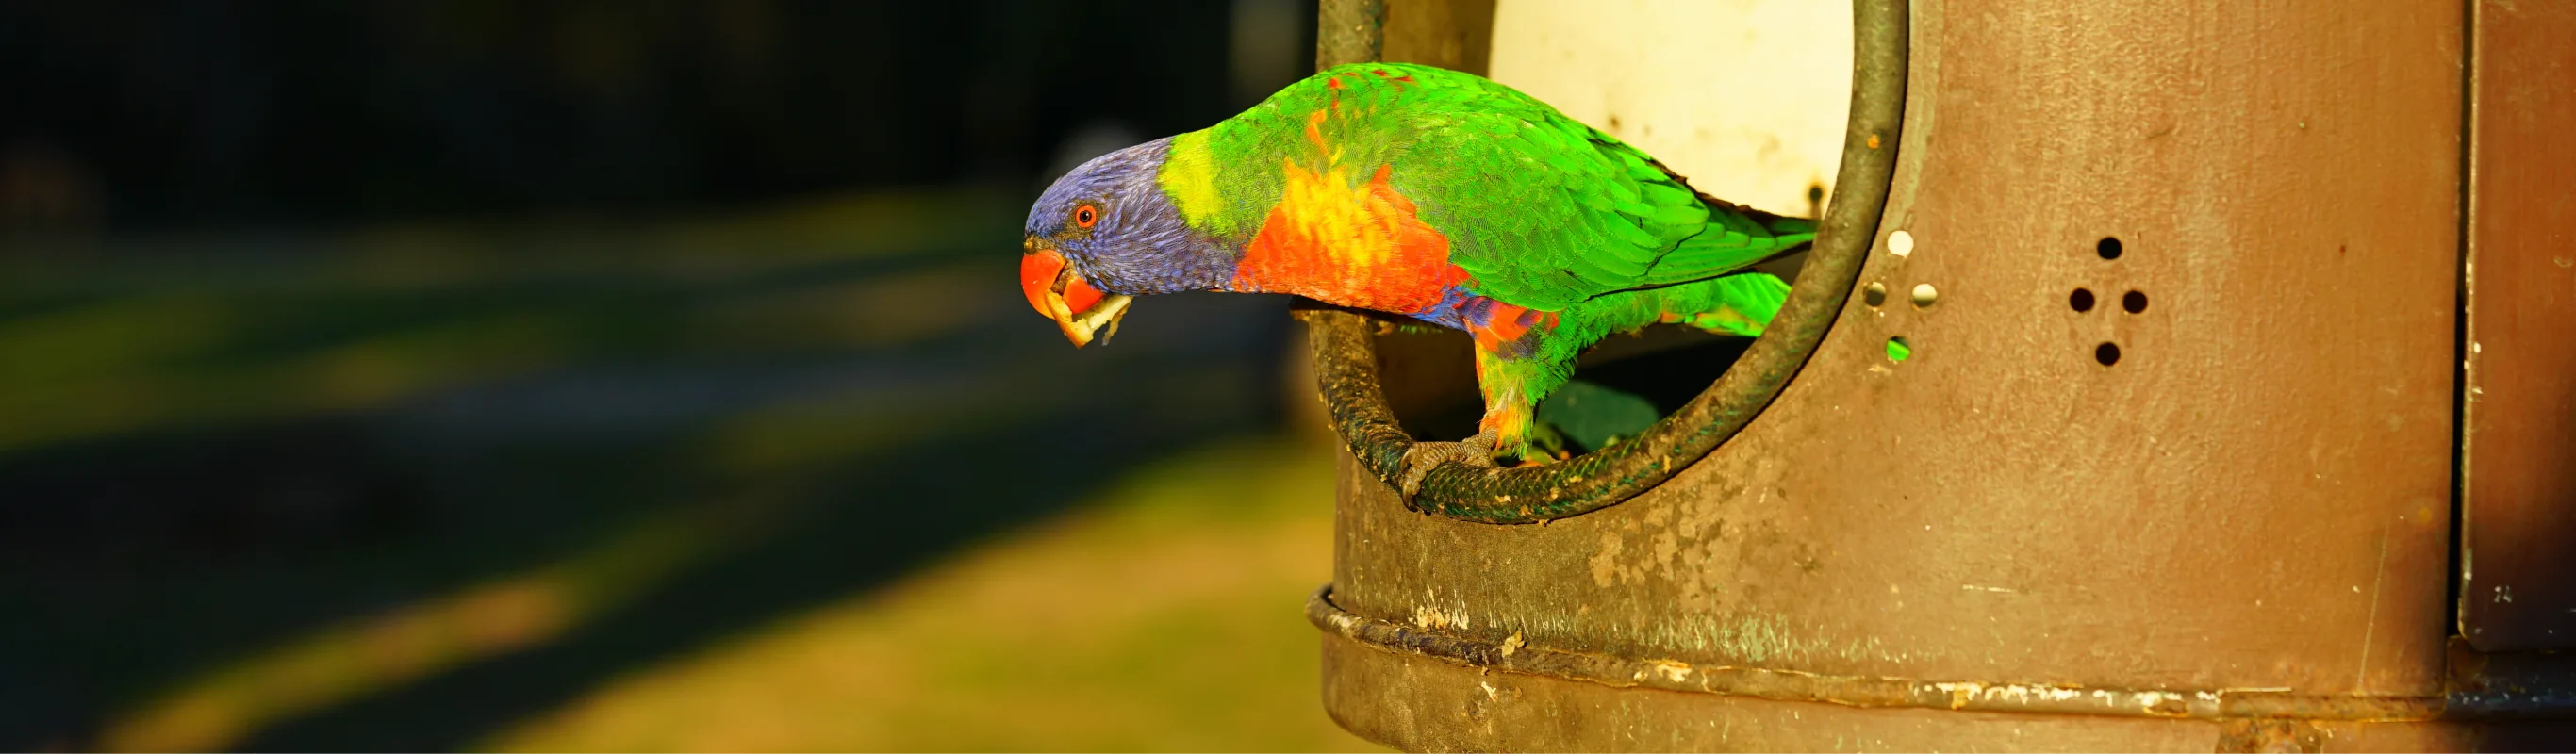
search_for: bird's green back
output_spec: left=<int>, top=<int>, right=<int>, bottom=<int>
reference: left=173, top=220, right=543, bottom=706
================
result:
left=1161, top=62, right=1813, bottom=312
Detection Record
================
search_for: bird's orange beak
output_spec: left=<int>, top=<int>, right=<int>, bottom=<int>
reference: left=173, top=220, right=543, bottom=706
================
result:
left=1020, top=242, right=1133, bottom=348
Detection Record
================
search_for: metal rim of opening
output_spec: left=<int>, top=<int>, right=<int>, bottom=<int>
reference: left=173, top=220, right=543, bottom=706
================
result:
left=1296, top=0, right=1912, bottom=523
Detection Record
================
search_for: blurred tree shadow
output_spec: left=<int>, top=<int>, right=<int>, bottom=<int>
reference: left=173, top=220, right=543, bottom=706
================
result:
left=0, top=192, right=1295, bottom=750
left=0, top=0, right=1281, bottom=230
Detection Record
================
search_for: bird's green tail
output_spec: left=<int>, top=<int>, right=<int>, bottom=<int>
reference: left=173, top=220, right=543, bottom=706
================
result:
left=1639, top=205, right=1817, bottom=287
left=1661, top=272, right=1792, bottom=337
left=1753, top=210, right=1818, bottom=241
left=1656, top=266, right=1916, bottom=363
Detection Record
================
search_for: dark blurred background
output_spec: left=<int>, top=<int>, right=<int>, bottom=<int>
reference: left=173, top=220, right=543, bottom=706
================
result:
left=0, top=0, right=1311, bottom=229
left=1, top=1, right=1374, bottom=750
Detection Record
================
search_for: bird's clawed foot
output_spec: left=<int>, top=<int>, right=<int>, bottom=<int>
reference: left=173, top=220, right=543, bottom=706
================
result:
left=1398, top=430, right=1499, bottom=500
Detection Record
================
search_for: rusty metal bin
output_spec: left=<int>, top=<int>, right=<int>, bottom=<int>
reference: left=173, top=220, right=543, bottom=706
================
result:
left=1301, top=0, right=2576, bottom=750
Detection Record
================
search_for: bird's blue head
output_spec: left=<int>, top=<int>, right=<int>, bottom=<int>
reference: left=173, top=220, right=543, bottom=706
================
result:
left=1021, top=137, right=1230, bottom=347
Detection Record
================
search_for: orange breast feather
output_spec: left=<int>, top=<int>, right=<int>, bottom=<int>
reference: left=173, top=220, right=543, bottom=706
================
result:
left=1232, top=161, right=1466, bottom=315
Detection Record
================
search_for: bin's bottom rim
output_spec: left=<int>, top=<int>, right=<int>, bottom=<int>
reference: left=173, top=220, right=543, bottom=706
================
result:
left=1307, top=584, right=2575, bottom=722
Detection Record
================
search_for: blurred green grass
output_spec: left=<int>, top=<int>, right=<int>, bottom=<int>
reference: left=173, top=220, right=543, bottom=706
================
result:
left=0, top=193, right=1025, bottom=455
left=485, top=436, right=1369, bottom=752
left=0, top=190, right=1366, bottom=751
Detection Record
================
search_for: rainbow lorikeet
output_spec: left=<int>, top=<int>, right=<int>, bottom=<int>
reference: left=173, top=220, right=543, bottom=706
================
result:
left=1021, top=62, right=1811, bottom=495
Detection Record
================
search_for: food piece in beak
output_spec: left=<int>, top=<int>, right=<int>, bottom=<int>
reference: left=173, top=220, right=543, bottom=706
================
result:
left=1019, top=247, right=1136, bottom=348
left=1061, top=291, right=1133, bottom=347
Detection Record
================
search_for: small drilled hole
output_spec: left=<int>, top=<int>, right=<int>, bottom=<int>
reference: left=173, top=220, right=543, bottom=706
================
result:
left=1910, top=283, right=1938, bottom=308
left=2097, top=237, right=2123, bottom=260
left=2095, top=342, right=2122, bottom=366
left=1887, top=336, right=1911, bottom=363
left=2071, top=288, right=2095, bottom=312
left=2122, top=290, right=2148, bottom=313
left=1862, top=281, right=1888, bottom=307
left=1889, top=230, right=1916, bottom=257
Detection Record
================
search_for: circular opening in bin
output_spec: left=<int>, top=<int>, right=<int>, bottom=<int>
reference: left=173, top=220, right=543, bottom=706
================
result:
left=1297, top=0, right=1911, bottom=523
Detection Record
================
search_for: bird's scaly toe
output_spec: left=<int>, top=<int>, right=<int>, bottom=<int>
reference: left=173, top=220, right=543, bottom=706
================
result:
left=1397, top=431, right=1499, bottom=500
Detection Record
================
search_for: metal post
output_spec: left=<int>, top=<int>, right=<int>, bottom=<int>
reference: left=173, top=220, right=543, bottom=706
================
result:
left=1315, top=0, right=1385, bottom=71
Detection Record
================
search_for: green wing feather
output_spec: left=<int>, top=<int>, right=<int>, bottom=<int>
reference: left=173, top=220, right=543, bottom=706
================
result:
left=1642, top=199, right=1816, bottom=287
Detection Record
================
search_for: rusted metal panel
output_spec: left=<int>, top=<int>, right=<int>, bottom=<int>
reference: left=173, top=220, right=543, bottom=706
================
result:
left=2459, top=0, right=2576, bottom=653
left=1325, top=0, right=2463, bottom=740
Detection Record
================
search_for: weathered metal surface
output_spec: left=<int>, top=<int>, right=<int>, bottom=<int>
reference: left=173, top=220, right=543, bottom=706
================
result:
left=1380, top=0, right=1492, bottom=77
left=1304, top=0, right=1907, bottom=522
left=1319, top=0, right=2483, bottom=746
left=1321, top=631, right=2238, bottom=752
left=1315, top=587, right=2576, bottom=724
left=2447, top=638, right=2576, bottom=721
left=2458, top=0, right=2576, bottom=653
left=1323, top=630, right=2576, bottom=752
left=1315, top=0, right=1384, bottom=74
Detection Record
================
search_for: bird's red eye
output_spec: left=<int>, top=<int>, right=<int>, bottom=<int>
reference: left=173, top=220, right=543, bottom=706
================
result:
left=1073, top=205, right=1099, bottom=229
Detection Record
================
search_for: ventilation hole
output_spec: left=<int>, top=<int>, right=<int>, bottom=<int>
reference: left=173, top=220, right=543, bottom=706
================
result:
left=2095, top=342, right=2122, bottom=366
left=1889, top=230, right=1916, bottom=257
left=1910, top=283, right=1938, bottom=308
left=2070, top=288, right=2095, bottom=312
left=2097, top=237, right=2123, bottom=260
left=1887, top=336, right=1911, bottom=363
left=2122, top=290, right=2148, bottom=313
left=1862, top=281, right=1888, bottom=307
